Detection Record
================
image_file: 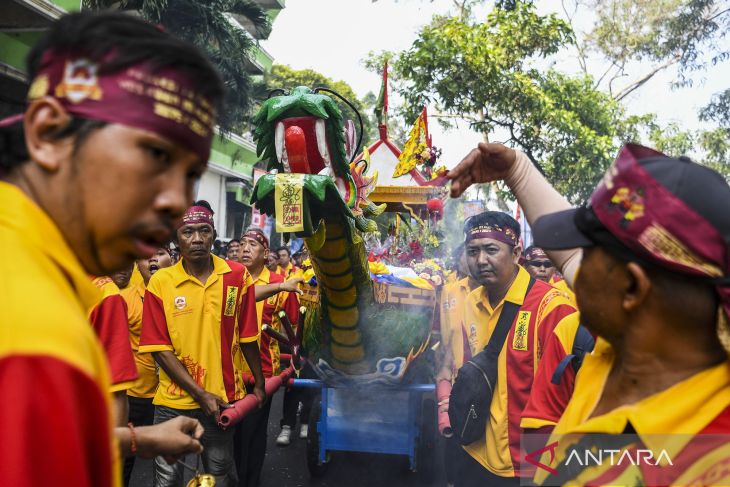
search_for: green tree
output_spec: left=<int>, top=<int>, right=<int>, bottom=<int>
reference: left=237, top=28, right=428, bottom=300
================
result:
left=376, top=2, right=638, bottom=202
left=257, top=64, right=376, bottom=146
left=84, top=0, right=271, bottom=132
left=701, top=88, right=730, bottom=127
left=646, top=122, right=730, bottom=178
left=577, top=0, right=730, bottom=99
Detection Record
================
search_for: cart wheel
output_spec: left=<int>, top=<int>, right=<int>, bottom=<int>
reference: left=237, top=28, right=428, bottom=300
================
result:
left=416, top=397, right=437, bottom=484
left=306, top=397, right=329, bottom=478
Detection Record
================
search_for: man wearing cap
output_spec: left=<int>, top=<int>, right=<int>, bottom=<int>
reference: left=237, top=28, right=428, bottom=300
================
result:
left=451, top=211, right=580, bottom=487
left=449, top=143, right=730, bottom=485
left=0, top=11, right=228, bottom=486
left=524, top=246, right=575, bottom=302
left=140, top=201, right=265, bottom=486
left=233, top=227, right=300, bottom=487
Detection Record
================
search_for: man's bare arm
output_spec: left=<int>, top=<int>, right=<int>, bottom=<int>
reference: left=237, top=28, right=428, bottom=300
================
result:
left=254, top=278, right=303, bottom=302
left=240, top=341, right=266, bottom=408
left=448, top=143, right=582, bottom=286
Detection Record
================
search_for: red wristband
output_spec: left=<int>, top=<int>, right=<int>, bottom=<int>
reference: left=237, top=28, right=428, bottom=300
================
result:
left=127, top=422, right=137, bottom=456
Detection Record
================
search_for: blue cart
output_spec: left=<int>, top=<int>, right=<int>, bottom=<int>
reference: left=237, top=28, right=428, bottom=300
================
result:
left=292, top=379, right=437, bottom=483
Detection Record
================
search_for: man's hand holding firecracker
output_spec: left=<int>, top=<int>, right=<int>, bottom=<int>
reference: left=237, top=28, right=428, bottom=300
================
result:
left=118, top=415, right=205, bottom=464
left=448, top=143, right=517, bottom=197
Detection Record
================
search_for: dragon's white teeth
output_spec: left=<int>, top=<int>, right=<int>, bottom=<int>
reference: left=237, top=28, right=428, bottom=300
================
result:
left=275, top=122, right=285, bottom=166
left=315, top=119, right=331, bottom=167
left=334, top=176, right=347, bottom=200
left=318, top=166, right=333, bottom=177
left=274, top=122, right=291, bottom=173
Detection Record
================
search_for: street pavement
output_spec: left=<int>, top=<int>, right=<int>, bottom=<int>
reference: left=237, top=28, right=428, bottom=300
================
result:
left=130, top=387, right=446, bottom=487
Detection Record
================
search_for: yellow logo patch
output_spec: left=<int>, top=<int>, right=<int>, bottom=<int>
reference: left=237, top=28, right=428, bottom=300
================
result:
left=512, top=311, right=530, bottom=351
left=224, top=286, right=239, bottom=317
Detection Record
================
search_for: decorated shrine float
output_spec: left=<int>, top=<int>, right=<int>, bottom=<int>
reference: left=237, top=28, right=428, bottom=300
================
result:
left=244, top=74, right=449, bottom=480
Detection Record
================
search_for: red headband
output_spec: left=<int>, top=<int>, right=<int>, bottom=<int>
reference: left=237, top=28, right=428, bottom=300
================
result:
left=466, top=224, right=519, bottom=247
left=243, top=229, right=269, bottom=250
left=179, top=205, right=214, bottom=229
left=524, top=247, right=548, bottom=261
left=18, top=51, right=215, bottom=161
left=592, top=145, right=730, bottom=319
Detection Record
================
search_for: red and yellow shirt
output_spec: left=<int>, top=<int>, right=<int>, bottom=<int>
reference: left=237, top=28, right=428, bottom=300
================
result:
left=119, top=281, right=158, bottom=398
left=440, top=277, right=474, bottom=373
left=139, top=255, right=259, bottom=409
left=520, top=313, right=582, bottom=431
left=243, top=268, right=300, bottom=378
left=549, top=275, right=576, bottom=304
left=534, top=338, right=730, bottom=486
left=0, top=182, right=118, bottom=486
left=281, top=262, right=301, bottom=280
left=90, top=277, right=139, bottom=393
left=462, top=266, right=579, bottom=478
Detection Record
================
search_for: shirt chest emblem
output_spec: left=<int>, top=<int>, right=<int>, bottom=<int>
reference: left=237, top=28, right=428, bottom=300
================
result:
left=512, top=311, right=531, bottom=351
left=174, top=296, right=187, bottom=310
left=224, top=286, right=239, bottom=317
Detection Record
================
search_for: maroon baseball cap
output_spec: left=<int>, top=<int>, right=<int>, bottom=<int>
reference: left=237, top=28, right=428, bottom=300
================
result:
left=533, top=143, right=730, bottom=315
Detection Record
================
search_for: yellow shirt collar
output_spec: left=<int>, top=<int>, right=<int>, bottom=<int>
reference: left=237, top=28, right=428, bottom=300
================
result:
left=170, top=253, right=232, bottom=287
left=254, top=266, right=271, bottom=286
left=471, top=265, right=531, bottom=313
left=456, top=276, right=471, bottom=293
left=0, top=181, right=100, bottom=311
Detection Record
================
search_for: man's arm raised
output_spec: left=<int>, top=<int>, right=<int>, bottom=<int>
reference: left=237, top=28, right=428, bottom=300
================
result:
left=448, top=143, right=582, bottom=286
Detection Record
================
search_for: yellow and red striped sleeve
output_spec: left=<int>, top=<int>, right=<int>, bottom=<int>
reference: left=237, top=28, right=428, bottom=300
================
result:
left=238, top=269, right=259, bottom=343
left=521, top=313, right=580, bottom=430
left=0, top=355, right=114, bottom=486
left=139, top=275, right=174, bottom=353
left=90, top=278, right=138, bottom=392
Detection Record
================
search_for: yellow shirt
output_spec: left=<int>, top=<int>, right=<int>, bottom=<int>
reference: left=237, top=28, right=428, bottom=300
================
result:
left=120, top=281, right=159, bottom=398
left=139, top=255, right=259, bottom=409
left=90, top=277, right=138, bottom=393
left=0, top=182, right=118, bottom=486
left=243, top=267, right=300, bottom=377
left=440, top=277, right=473, bottom=372
left=549, top=275, right=576, bottom=304
left=462, top=266, right=579, bottom=477
left=534, top=338, right=730, bottom=486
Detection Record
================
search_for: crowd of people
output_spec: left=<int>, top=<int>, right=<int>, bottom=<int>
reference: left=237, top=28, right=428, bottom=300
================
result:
left=1, top=10, right=729, bottom=487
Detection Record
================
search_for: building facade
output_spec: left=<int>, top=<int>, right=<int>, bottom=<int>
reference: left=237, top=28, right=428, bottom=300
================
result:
left=0, top=0, right=285, bottom=239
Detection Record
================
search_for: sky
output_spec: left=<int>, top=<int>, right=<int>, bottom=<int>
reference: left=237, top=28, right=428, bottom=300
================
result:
left=262, top=0, right=730, bottom=170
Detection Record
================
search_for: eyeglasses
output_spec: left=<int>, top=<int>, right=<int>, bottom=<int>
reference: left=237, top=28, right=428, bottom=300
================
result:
left=526, top=260, right=554, bottom=269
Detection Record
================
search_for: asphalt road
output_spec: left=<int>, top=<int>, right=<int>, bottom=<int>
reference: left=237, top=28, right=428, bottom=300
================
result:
left=130, top=388, right=447, bottom=487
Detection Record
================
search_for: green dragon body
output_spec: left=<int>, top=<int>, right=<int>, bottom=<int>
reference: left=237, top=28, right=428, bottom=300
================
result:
left=251, top=87, right=433, bottom=382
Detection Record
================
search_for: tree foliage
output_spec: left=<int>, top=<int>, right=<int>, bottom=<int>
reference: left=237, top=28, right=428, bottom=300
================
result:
left=368, top=0, right=729, bottom=201
left=575, top=0, right=730, bottom=99
left=701, top=88, right=730, bottom=127
left=84, top=0, right=271, bottom=132
left=382, top=1, right=638, bottom=202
